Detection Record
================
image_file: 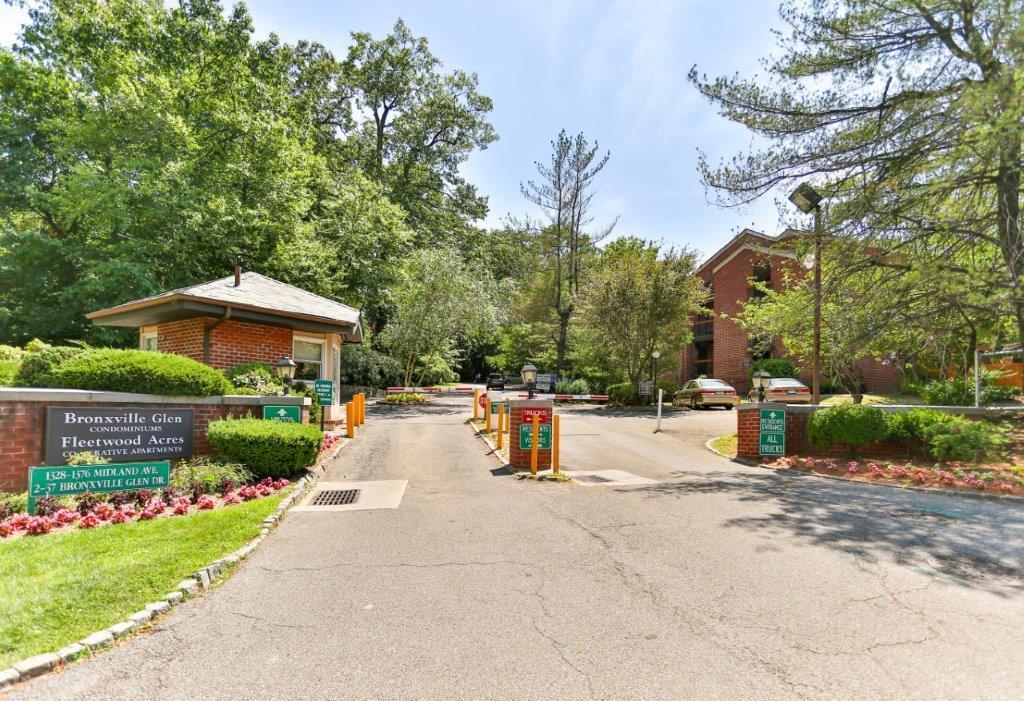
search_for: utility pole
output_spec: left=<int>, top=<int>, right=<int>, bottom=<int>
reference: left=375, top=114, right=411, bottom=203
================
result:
left=812, top=206, right=822, bottom=405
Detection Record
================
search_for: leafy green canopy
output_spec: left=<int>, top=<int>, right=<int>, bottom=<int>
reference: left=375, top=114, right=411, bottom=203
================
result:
left=690, top=1, right=1024, bottom=343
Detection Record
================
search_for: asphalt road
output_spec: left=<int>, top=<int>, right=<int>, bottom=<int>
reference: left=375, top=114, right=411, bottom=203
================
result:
left=11, top=395, right=1024, bottom=700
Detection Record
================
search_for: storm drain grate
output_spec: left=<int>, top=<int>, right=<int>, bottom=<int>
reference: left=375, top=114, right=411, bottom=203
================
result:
left=311, top=489, right=360, bottom=506
left=575, top=474, right=614, bottom=484
left=887, top=508, right=959, bottom=523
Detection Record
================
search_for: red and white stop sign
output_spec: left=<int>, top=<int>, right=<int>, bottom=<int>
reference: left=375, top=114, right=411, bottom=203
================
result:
left=478, top=392, right=488, bottom=408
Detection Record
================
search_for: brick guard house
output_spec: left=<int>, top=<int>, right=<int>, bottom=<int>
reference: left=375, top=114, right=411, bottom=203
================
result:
left=677, top=229, right=901, bottom=394
left=86, top=268, right=364, bottom=423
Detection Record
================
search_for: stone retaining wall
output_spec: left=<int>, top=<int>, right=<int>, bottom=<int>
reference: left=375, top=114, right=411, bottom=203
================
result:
left=0, top=389, right=310, bottom=492
left=736, top=402, right=1023, bottom=461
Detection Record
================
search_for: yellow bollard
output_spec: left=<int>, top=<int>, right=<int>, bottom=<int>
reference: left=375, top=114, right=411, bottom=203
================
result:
left=345, top=401, right=355, bottom=439
left=497, top=403, right=504, bottom=450
left=358, top=392, right=365, bottom=426
left=553, top=414, right=560, bottom=474
left=530, top=415, right=539, bottom=475
left=473, top=388, right=480, bottom=421
left=485, top=397, right=493, bottom=433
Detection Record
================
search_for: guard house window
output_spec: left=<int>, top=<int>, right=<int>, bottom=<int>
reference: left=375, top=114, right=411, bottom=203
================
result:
left=293, top=338, right=323, bottom=381
left=141, top=332, right=158, bottom=352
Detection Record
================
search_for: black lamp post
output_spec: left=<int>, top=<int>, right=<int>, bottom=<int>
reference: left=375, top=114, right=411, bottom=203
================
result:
left=753, top=369, right=771, bottom=403
left=274, top=356, right=297, bottom=395
left=521, top=363, right=538, bottom=399
left=789, top=182, right=825, bottom=405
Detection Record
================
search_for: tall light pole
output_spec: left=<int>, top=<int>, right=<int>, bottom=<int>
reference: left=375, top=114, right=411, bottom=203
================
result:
left=789, top=182, right=824, bottom=405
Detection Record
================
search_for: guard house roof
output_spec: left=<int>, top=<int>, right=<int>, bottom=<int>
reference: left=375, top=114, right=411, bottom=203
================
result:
left=86, top=271, right=363, bottom=342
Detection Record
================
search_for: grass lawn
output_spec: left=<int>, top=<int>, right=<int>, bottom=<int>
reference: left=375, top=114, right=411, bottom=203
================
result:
left=709, top=433, right=738, bottom=458
left=0, top=494, right=283, bottom=668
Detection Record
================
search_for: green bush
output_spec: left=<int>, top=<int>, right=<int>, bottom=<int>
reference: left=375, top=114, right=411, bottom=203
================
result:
left=921, top=370, right=1020, bottom=406
left=170, top=456, right=252, bottom=494
left=885, top=408, right=953, bottom=442
left=922, top=416, right=1008, bottom=463
left=290, top=383, right=322, bottom=425
left=807, top=404, right=889, bottom=456
left=383, top=392, right=427, bottom=404
left=44, top=349, right=233, bottom=396
left=227, top=363, right=284, bottom=395
left=555, top=378, right=590, bottom=395
left=0, top=491, right=29, bottom=519
left=338, top=343, right=403, bottom=388
left=750, top=358, right=797, bottom=380
left=207, top=418, right=322, bottom=478
left=607, top=382, right=637, bottom=405
left=14, top=340, right=84, bottom=387
left=0, top=344, right=23, bottom=362
left=0, top=359, right=17, bottom=387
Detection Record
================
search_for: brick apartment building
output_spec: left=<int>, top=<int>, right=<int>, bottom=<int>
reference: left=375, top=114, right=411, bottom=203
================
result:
left=677, top=228, right=901, bottom=394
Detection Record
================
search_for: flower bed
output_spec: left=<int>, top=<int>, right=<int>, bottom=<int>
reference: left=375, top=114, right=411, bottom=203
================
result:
left=0, top=478, right=290, bottom=541
left=383, top=392, right=428, bottom=404
left=762, top=455, right=1024, bottom=496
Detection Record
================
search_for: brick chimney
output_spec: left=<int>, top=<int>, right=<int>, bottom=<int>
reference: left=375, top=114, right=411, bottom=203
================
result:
left=234, top=266, right=242, bottom=287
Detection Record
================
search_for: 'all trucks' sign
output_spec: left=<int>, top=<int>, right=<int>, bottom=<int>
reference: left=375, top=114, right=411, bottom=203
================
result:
left=45, top=407, right=194, bottom=464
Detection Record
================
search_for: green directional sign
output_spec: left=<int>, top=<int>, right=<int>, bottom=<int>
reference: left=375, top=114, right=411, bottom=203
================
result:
left=263, top=405, right=301, bottom=423
left=314, top=379, right=334, bottom=405
left=759, top=408, right=786, bottom=456
left=490, top=400, right=509, bottom=415
left=519, top=423, right=552, bottom=450
left=28, top=461, right=170, bottom=514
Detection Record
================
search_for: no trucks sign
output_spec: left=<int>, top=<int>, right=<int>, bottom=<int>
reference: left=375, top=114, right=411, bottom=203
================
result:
left=759, top=409, right=786, bottom=457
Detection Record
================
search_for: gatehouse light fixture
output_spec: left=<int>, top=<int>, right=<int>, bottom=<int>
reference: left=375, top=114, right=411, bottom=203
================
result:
left=275, top=356, right=297, bottom=395
left=521, top=363, right=538, bottom=399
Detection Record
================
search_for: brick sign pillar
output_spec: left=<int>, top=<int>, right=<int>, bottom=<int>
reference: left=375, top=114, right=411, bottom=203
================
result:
left=508, top=399, right=553, bottom=471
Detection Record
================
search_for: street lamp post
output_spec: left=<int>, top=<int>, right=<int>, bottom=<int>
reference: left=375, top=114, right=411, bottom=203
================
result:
left=753, top=370, right=771, bottom=403
left=521, top=363, right=538, bottom=400
left=789, top=182, right=825, bottom=405
left=651, top=350, right=661, bottom=407
left=274, top=356, right=297, bottom=395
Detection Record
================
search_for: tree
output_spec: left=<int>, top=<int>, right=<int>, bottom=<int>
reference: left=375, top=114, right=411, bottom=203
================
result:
left=580, top=238, right=706, bottom=388
left=689, top=1, right=1024, bottom=345
left=378, top=248, right=507, bottom=386
left=0, top=0, right=319, bottom=344
left=520, top=131, right=616, bottom=375
left=338, top=20, right=497, bottom=247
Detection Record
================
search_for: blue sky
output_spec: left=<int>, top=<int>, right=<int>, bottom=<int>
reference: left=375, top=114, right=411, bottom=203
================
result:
left=0, top=1, right=796, bottom=259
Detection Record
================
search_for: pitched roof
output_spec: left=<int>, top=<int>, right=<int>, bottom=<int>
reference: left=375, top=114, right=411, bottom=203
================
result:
left=696, top=227, right=803, bottom=277
left=87, top=272, right=362, bottom=341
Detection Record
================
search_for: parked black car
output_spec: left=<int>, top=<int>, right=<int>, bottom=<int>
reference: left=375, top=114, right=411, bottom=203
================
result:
left=486, top=372, right=505, bottom=390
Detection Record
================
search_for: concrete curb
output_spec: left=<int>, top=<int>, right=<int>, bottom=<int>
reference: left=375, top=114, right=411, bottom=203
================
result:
left=0, top=472, right=324, bottom=691
left=467, top=419, right=513, bottom=471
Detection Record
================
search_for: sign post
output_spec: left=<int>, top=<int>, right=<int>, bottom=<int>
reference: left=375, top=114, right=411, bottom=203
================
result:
left=28, top=461, right=171, bottom=515
left=263, top=405, right=301, bottom=423
left=314, top=379, right=333, bottom=430
left=759, top=409, right=786, bottom=457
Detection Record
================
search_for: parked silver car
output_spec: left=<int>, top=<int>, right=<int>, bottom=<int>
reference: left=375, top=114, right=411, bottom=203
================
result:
left=675, top=378, right=739, bottom=409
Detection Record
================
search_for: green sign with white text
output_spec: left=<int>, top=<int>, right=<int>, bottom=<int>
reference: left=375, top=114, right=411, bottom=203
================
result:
left=519, top=423, right=552, bottom=450
left=28, top=461, right=170, bottom=514
left=263, top=405, right=301, bottom=423
left=759, top=409, right=786, bottom=456
left=314, top=379, right=334, bottom=406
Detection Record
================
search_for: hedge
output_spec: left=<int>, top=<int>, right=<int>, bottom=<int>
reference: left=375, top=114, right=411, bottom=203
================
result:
left=14, top=342, right=84, bottom=387
left=43, top=349, right=233, bottom=396
left=749, top=358, right=797, bottom=380
left=807, top=404, right=889, bottom=456
left=206, top=418, right=322, bottom=478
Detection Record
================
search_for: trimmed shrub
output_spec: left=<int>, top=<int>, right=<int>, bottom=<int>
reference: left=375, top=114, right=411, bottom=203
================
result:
left=0, top=345, right=24, bottom=361
left=44, top=349, right=232, bottom=396
left=807, top=404, right=889, bottom=456
left=885, top=408, right=954, bottom=442
left=921, top=371, right=1020, bottom=406
left=338, top=343, right=404, bottom=388
left=14, top=340, right=84, bottom=387
left=922, top=417, right=1008, bottom=463
left=607, top=382, right=637, bottom=405
left=383, top=392, right=427, bottom=404
left=555, top=378, right=590, bottom=395
left=750, top=358, right=797, bottom=380
left=229, top=367, right=284, bottom=395
left=207, top=418, right=322, bottom=478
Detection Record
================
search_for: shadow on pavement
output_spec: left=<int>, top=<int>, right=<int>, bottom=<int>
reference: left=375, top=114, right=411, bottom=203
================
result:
left=639, top=469, right=1024, bottom=595
left=368, top=402, right=465, bottom=417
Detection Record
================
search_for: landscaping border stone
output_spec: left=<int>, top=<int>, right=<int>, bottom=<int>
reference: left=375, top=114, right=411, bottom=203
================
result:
left=0, top=470, right=324, bottom=691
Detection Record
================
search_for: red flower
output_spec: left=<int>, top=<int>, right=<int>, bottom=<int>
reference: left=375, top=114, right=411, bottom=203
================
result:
left=222, top=492, right=242, bottom=505
left=25, top=516, right=53, bottom=535
left=238, top=485, right=259, bottom=501
left=8, top=513, right=31, bottom=531
left=111, top=510, right=130, bottom=524
left=93, top=503, right=115, bottom=521
left=274, top=478, right=290, bottom=490
left=78, top=514, right=100, bottom=529
left=197, top=494, right=216, bottom=510
left=54, top=508, right=79, bottom=525
left=172, top=497, right=191, bottom=515
left=0, top=521, right=13, bottom=538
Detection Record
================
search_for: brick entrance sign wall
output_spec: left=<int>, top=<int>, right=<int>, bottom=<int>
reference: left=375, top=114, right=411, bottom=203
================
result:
left=0, top=389, right=309, bottom=493
left=508, top=399, right=553, bottom=471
